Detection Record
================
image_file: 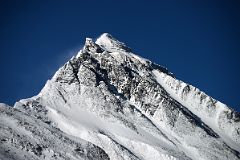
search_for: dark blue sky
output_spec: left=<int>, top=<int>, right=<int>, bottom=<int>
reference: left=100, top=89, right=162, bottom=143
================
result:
left=0, top=0, right=239, bottom=111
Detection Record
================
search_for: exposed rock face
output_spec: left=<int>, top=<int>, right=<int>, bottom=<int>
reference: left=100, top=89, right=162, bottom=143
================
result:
left=1, top=33, right=240, bottom=160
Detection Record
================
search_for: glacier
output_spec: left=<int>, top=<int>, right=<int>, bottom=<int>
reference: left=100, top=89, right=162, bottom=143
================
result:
left=0, top=33, right=239, bottom=160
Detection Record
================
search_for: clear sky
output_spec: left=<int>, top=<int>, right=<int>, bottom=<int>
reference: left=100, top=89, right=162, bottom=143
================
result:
left=0, top=0, right=239, bottom=111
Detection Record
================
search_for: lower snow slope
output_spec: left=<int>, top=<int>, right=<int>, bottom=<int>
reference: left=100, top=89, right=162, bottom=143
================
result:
left=0, top=103, right=109, bottom=160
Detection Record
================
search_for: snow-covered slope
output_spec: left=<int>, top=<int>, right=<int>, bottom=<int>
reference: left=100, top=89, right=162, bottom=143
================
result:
left=1, top=33, right=240, bottom=160
left=0, top=103, right=109, bottom=160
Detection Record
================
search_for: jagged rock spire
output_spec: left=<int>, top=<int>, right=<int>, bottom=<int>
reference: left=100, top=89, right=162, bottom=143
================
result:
left=83, top=37, right=103, bottom=53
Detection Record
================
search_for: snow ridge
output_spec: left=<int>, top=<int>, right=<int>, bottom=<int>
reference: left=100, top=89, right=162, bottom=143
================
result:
left=1, top=33, right=240, bottom=160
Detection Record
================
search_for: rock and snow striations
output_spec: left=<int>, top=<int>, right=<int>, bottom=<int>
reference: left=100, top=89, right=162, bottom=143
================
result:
left=1, top=33, right=240, bottom=160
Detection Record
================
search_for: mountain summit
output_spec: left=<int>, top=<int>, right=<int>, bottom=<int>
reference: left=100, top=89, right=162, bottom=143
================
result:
left=1, top=33, right=240, bottom=160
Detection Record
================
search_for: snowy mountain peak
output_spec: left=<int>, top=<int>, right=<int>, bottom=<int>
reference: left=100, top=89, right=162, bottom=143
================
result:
left=98, top=32, right=113, bottom=40
left=96, top=33, right=116, bottom=46
left=1, top=33, right=240, bottom=160
left=96, top=33, right=131, bottom=52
